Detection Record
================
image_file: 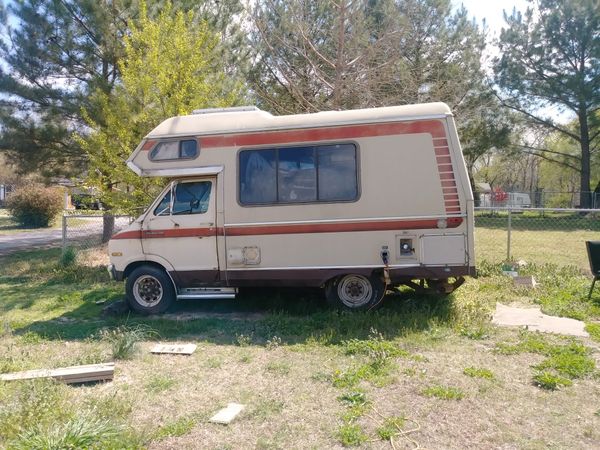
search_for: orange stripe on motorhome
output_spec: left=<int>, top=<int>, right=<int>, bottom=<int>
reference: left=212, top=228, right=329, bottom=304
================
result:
left=110, top=218, right=464, bottom=240
left=189, top=120, right=447, bottom=149
left=437, top=164, right=454, bottom=172
left=441, top=180, right=457, bottom=187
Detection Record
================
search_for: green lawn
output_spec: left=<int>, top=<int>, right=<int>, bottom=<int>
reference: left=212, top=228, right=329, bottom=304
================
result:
left=1, top=247, right=599, bottom=448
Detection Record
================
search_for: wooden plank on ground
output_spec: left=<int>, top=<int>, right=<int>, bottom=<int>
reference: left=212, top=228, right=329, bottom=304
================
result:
left=209, top=403, right=245, bottom=424
left=513, top=276, right=537, bottom=288
left=0, top=363, right=114, bottom=384
left=150, top=343, right=197, bottom=355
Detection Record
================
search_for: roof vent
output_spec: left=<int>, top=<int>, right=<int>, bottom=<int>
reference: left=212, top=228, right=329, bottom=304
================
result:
left=192, top=106, right=260, bottom=115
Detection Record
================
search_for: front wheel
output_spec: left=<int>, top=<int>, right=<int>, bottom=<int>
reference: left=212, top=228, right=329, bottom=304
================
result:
left=126, top=265, right=176, bottom=315
left=325, top=274, right=385, bottom=311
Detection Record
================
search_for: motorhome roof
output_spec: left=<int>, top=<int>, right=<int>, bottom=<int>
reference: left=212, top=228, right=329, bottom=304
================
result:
left=146, top=102, right=452, bottom=139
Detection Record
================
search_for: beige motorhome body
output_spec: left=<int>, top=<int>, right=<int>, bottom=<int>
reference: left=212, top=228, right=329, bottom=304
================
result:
left=108, top=103, right=475, bottom=313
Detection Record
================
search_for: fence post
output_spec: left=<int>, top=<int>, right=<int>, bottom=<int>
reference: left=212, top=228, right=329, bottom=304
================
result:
left=506, top=207, right=512, bottom=261
left=61, top=215, right=67, bottom=254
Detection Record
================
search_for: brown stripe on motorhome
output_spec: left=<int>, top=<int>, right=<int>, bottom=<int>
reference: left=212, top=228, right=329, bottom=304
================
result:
left=436, top=156, right=452, bottom=164
left=110, top=217, right=464, bottom=240
left=187, top=120, right=447, bottom=149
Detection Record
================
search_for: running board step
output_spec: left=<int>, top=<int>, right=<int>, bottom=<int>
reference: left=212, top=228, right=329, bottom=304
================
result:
left=177, top=287, right=237, bottom=300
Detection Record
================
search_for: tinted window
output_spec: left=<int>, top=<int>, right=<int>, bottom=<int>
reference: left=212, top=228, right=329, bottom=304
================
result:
left=239, top=144, right=358, bottom=205
left=278, top=146, right=316, bottom=202
left=149, top=139, right=198, bottom=161
left=239, top=149, right=277, bottom=204
left=317, top=144, right=358, bottom=201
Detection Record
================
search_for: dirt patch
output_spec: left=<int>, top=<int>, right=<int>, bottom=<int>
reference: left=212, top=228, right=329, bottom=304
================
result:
left=492, top=303, right=589, bottom=337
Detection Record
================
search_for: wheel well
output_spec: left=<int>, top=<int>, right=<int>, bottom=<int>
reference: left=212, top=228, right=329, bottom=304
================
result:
left=123, top=261, right=177, bottom=291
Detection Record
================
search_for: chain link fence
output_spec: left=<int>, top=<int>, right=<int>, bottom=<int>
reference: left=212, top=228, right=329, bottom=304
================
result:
left=62, top=213, right=133, bottom=252
left=474, top=207, right=600, bottom=272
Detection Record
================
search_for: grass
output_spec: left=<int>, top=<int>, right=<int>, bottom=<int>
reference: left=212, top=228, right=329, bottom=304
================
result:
left=421, top=385, right=465, bottom=400
left=463, top=367, right=495, bottom=380
left=1, top=246, right=600, bottom=448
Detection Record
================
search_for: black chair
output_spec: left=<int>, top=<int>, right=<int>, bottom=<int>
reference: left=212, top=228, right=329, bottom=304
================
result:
left=586, top=241, right=600, bottom=299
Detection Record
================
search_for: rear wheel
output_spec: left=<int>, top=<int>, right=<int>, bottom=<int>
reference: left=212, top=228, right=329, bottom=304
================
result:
left=126, top=265, right=175, bottom=315
left=325, top=274, right=385, bottom=310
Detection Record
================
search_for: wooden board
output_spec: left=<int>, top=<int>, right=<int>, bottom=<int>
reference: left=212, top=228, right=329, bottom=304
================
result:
left=209, top=403, right=245, bottom=424
left=513, top=276, right=537, bottom=288
left=0, top=363, right=114, bottom=384
left=150, top=343, right=197, bottom=355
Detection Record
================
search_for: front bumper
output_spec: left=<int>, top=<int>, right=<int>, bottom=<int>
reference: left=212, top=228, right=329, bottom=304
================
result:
left=107, top=264, right=124, bottom=281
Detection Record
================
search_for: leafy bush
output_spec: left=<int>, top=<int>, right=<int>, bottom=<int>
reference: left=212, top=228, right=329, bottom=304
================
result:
left=6, top=185, right=63, bottom=228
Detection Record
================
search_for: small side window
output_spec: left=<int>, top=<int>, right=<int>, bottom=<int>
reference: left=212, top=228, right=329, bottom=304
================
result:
left=153, top=190, right=172, bottom=216
left=149, top=139, right=198, bottom=161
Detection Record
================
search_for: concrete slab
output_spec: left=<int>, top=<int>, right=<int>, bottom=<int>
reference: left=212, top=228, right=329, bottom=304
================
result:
left=492, top=303, right=589, bottom=338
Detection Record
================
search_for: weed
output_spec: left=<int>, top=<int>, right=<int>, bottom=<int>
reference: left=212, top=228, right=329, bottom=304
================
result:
left=337, top=423, right=367, bottom=447
left=376, top=416, right=406, bottom=441
left=585, top=322, right=600, bottom=342
left=59, top=247, right=77, bottom=267
left=463, top=367, right=495, bottom=380
left=238, top=352, right=252, bottom=363
left=0, top=379, right=70, bottom=439
left=266, top=335, right=282, bottom=350
left=145, top=375, right=176, bottom=393
left=9, top=415, right=120, bottom=450
left=235, top=333, right=253, bottom=347
left=495, top=332, right=595, bottom=389
left=18, top=331, right=44, bottom=344
left=343, top=328, right=409, bottom=360
left=153, top=416, right=196, bottom=440
left=422, top=385, right=464, bottom=400
left=338, top=390, right=368, bottom=407
left=100, top=325, right=152, bottom=360
left=332, top=361, right=394, bottom=389
left=266, top=361, right=290, bottom=375
left=205, top=357, right=223, bottom=369
left=250, top=399, right=285, bottom=421
left=533, top=371, right=573, bottom=390
left=84, top=392, right=132, bottom=421
left=534, top=344, right=595, bottom=379
left=458, top=324, right=491, bottom=340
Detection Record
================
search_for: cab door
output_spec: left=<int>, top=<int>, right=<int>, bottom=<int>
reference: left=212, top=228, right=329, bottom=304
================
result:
left=141, top=178, right=219, bottom=287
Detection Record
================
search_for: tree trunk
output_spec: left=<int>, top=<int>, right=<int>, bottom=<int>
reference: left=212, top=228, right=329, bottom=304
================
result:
left=102, top=213, right=115, bottom=243
left=578, top=108, right=591, bottom=208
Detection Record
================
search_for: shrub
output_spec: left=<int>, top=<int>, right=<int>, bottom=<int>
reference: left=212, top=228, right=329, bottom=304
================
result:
left=6, top=185, right=63, bottom=228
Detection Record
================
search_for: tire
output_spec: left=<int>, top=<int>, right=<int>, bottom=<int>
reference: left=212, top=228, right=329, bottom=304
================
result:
left=126, top=265, right=176, bottom=315
left=325, top=273, right=385, bottom=311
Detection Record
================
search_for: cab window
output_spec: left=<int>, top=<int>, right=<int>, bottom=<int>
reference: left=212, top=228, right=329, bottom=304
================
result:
left=153, top=181, right=211, bottom=216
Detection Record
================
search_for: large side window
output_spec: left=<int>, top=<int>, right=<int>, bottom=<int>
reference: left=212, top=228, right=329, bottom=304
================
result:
left=278, top=146, right=316, bottom=202
left=153, top=181, right=211, bottom=216
left=239, top=149, right=277, bottom=204
left=239, top=143, right=358, bottom=205
left=317, top=144, right=358, bottom=201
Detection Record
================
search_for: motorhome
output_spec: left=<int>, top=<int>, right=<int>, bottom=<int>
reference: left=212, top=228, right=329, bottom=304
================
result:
left=107, top=103, right=475, bottom=313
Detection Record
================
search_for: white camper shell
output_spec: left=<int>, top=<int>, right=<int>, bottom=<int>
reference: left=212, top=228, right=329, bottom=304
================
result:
left=108, top=103, right=475, bottom=313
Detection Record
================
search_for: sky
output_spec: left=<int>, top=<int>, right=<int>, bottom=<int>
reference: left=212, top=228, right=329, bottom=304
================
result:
left=452, top=0, right=531, bottom=40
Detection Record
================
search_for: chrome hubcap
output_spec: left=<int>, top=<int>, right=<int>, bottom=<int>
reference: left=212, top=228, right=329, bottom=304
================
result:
left=133, top=275, right=163, bottom=307
left=338, top=275, right=373, bottom=308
